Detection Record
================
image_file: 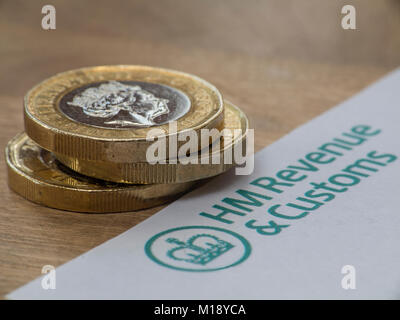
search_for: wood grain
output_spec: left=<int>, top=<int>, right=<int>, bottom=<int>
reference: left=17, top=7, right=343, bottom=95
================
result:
left=0, top=0, right=399, bottom=297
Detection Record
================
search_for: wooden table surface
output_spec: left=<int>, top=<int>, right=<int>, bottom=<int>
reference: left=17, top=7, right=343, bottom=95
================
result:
left=1, top=0, right=399, bottom=297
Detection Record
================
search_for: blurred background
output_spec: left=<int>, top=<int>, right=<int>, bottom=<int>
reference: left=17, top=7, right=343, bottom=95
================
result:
left=0, top=0, right=399, bottom=296
left=1, top=0, right=400, bottom=149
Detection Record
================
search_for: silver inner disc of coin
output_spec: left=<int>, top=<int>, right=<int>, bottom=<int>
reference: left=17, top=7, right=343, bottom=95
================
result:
left=58, top=81, right=191, bottom=129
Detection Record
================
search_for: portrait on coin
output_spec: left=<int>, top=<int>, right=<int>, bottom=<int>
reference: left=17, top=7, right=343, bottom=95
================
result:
left=58, top=80, right=191, bottom=129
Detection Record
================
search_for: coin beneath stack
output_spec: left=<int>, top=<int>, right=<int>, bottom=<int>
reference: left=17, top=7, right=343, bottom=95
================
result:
left=5, top=133, right=201, bottom=213
left=24, top=65, right=223, bottom=162
left=56, top=101, right=249, bottom=184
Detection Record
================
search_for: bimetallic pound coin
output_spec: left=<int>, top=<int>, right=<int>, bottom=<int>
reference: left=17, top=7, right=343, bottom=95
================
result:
left=56, top=101, right=249, bottom=184
left=5, top=133, right=201, bottom=213
left=24, top=65, right=223, bottom=162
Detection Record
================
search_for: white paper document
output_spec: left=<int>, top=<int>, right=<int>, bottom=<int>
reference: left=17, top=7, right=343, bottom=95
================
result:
left=8, top=69, right=400, bottom=299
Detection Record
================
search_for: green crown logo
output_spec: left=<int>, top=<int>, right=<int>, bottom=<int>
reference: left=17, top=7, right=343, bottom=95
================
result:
left=165, top=233, right=234, bottom=265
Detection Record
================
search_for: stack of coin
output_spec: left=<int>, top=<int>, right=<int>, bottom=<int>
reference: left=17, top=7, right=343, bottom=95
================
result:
left=6, top=65, right=249, bottom=213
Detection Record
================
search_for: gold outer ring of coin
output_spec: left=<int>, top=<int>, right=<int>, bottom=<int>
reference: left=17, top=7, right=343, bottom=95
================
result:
left=5, top=133, right=202, bottom=213
left=56, top=101, right=249, bottom=184
left=24, top=65, right=224, bottom=163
